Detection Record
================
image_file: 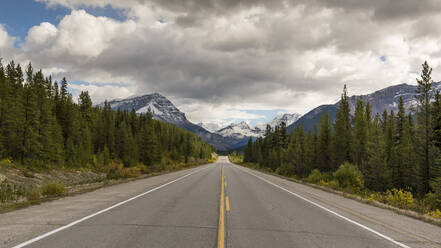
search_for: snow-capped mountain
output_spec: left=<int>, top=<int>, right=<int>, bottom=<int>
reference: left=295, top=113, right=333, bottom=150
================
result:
left=288, top=82, right=441, bottom=132
left=216, top=121, right=263, bottom=139
left=197, top=122, right=229, bottom=133
left=345, top=83, right=441, bottom=115
left=105, top=93, right=186, bottom=125
left=197, top=113, right=301, bottom=140
left=103, top=93, right=254, bottom=151
left=268, top=113, right=301, bottom=128
left=104, top=93, right=233, bottom=150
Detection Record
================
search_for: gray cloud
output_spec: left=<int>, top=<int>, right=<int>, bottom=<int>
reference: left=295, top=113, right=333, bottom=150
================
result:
left=3, top=0, right=441, bottom=124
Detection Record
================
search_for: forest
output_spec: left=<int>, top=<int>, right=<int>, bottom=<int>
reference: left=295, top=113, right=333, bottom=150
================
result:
left=0, top=59, right=214, bottom=171
left=241, top=61, right=441, bottom=215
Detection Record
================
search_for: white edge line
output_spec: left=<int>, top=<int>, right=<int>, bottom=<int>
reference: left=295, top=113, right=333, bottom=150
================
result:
left=233, top=164, right=411, bottom=248
left=12, top=166, right=208, bottom=248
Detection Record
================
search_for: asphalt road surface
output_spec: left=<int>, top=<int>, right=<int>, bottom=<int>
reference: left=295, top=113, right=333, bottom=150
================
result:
left=7, top=157, right=441, bottom=248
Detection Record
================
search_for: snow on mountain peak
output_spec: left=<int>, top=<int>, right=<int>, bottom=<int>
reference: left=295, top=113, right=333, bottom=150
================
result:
left=105, top=93, right=186, bottom=124
left=216, top=121, right=261, bottom=139
left=268, top=113, right=301, bottom=128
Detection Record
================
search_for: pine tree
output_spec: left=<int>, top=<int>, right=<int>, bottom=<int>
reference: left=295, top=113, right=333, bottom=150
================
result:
left=365, top=114, right=388, bottom=191
left=353, top=97, right=368, bottom=172
left=415, top=61, right=434, bottom=194
left=318, top=111, right=333, bottom=172
left=394, top=97, right=415, bottom=189
left=334, top=85, right=352, bottom=166
left=244, top=137, right=253, bottom=163
left=384, top=111, right=396, bottom=188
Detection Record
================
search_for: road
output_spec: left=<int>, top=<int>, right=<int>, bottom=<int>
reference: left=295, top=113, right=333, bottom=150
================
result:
left=4, top=157, right=441, bottom=248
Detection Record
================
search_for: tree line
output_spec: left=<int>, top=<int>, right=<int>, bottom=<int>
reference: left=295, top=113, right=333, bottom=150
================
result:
left=244, top=61, right=441, bottom=199
left=0, top=59, right=214, bottom=169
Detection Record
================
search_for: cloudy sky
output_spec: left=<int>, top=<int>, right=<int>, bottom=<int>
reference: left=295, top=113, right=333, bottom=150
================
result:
left=1, top=0, right=441, bottom=126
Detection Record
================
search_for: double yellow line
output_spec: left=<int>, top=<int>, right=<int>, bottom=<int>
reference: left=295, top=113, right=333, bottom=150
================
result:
left=217, top=164, right=229, bottom=248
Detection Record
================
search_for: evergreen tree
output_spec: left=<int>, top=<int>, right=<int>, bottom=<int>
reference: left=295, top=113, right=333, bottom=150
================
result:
left=334, top=85, right=352, bottom=166
left=415, top=61, right=434, bottom=194
left=394, top=97, right=414, bottom=189
left=353, top=97, right=368, bottom=172
left=244, top=137, right=253, bottom=163
left=365, top=114, right=388, bottom=191
left=318, top=111, right=333, bottom=172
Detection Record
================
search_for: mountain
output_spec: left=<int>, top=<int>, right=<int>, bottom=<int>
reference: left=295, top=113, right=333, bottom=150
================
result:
left=105, top=93, right=186, bottom=124
left=104, top=93, right=231, bottom=151
left=197, top=122, right=228, bottom=133
left=288, top=82, right=441, bottom=132
left=288, top=105, right=339, bottom=132
left=268, top=113, right=301, bottom=128
left=216, top=121, right=263, bottom=139
left=103, top=93, right=259, bottom=151
left=198, top=113, right=301, bottom=140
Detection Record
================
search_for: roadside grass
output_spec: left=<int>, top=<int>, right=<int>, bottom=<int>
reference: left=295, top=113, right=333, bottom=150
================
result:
left=228, top=155, right=441, bottom=226
left=0, top=156, right=218, bottom=214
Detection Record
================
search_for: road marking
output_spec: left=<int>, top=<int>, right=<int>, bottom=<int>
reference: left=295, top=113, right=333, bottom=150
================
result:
left=290, top=185, right=433, bottom=244
left=226, top=196, right=230, bottom=212
left=12, top=166, right=209, bottom=248
left=217, top=165, right=225, bottom=248
left=234, top=165, right=411, bottom=248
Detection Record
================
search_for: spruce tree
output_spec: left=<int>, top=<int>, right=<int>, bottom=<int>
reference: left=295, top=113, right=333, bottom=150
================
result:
left=365, top=114, right=388, bottom=191
left=353, top=97, right=368, bottom=172
left=318, top=111, right=333, bottom=172
left=415, top=61, right=434, bottom=194
left=244, top=137, right=253, bottom=163
left=334, top=85, right=352, bottom=166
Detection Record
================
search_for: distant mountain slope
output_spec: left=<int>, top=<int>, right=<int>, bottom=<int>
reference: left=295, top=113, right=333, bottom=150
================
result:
left=288, top=82, right=441, bottom=133
left=197, top=122, right=227, bottom=133
left=104, top=93, right=231, bottom=150
left=216, top=121, right=262, bottom=139
left=288, top=105, right=339, bottom=133
left=268, top=113, right=301, bottom=128
left=199, top=113, right=301, bottom=140
left=104, top=93, right=249, bottom=151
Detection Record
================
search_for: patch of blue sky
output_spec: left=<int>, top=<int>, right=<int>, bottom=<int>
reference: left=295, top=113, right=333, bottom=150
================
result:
left=0, top=1, right=69, bottom=43
left=0, top=0, right=127, bottom=44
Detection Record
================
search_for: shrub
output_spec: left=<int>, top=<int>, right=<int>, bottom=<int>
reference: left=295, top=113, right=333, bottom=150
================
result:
left=333, top=162, right=364, bottom=191
left=0, top=159, right=13, bottom=168
left=383, top=188, right=416, bottom=210
left=26, top=188, right=41, bottom=201
left=307, top=169, right=329, bottom=184
left=120, top=167, right=141, bottom=178
left=0, top=180, right=26, bottom=203
left=422, top=192, right=441, bottom=211
left=426, top=209, right=441, bottom=219
left=106, top=162, right=143, bottom=180
left=41, top=182, right=65, bottom=197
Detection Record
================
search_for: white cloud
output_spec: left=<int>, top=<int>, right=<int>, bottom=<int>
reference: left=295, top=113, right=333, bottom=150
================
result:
left=3, top=0, right=441, bottom=125
left=69, top=83, right=137, bottom=104
left=0, top=24, right=17, bottom=61
left=23, top=10, right=136, bottom=59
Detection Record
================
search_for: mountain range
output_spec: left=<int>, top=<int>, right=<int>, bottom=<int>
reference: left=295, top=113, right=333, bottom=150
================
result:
left=103, top=82, right=440, bottom=151
left=104, top=93, right=249, bottom=151
left=288, top=82, right=441, bottom=132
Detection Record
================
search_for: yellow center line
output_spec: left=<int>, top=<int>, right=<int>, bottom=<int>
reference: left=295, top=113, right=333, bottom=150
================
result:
left=226, top=196, right=230, bottom=212
left=217, top=164, right=225, bottom=248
